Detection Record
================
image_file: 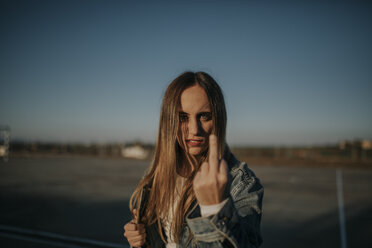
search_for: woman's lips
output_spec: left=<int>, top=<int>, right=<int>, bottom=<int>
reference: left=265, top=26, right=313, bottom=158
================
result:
left=186, top=139, right=203, bottom=147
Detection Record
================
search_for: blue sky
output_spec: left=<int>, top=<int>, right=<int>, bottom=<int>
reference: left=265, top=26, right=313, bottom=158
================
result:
left=1, top=0, right=371, bottom=145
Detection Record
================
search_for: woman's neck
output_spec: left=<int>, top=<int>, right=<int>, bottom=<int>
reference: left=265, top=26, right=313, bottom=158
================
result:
left=177, top=152, right=206, bottom=177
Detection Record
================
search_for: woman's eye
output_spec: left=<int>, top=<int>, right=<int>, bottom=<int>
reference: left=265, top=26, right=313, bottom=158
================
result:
left=179, top=114, right=188, bottom=122
left=200, top=113, right=212, bottom=121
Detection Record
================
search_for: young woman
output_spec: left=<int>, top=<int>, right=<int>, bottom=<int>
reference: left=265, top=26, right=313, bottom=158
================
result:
left=123, top=72, right=264, bottom=248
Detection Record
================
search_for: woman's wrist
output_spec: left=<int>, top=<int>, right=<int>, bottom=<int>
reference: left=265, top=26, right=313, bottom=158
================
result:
left=199, top=198, right=229, bottom=217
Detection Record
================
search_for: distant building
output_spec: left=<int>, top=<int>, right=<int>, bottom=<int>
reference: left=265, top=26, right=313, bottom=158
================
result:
left=362, top=140, right=372, bottom=150
left=121, top=145, right=149, bottom=159
left=0, top=146, right=6, bottom=157
left=338, top=140, right=348, bottom=150
left=339, top=139, right=372, bottom=150
left=0, top=125, right=10, bottom=161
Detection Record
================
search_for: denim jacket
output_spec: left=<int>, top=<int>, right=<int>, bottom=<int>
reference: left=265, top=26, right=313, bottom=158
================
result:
left=138, top=153, right=264, bottom=248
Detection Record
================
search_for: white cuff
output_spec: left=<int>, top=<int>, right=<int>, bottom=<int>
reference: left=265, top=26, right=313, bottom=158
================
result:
left=199, top=198, right=229, bottom=217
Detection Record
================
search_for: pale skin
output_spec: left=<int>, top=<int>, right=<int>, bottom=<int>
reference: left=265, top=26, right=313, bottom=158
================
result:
left=123, top=85, right=228, bottom=246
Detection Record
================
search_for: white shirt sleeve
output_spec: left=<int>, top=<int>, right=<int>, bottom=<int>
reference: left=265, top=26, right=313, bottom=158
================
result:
left=199, top=198, right=229, bottom=217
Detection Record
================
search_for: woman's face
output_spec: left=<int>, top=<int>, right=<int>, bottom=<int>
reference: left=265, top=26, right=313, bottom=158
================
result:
left=178, top=85, right=213, bottom=156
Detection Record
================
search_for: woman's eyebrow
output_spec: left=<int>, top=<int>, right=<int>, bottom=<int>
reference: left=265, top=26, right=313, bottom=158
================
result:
left=197, top=111, right=212, bottom=115
left=179, top=111, right=211, bottom=114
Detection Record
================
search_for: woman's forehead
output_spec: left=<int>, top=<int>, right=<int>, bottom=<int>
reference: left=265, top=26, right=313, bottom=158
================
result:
left=180, top=85, right=211, bottom=112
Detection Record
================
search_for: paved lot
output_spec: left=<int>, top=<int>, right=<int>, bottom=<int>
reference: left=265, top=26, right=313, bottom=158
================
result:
left=0, top=157, right=371, bottom=248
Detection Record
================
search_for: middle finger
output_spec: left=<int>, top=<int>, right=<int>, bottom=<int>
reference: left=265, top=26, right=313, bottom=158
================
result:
left=208, top=134, right=219, bottom=172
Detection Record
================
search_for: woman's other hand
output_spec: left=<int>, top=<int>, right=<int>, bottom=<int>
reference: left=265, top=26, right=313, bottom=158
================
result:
left=123, top=209, right=146, bottom=247
left=193, top=134, right=228, bottom=205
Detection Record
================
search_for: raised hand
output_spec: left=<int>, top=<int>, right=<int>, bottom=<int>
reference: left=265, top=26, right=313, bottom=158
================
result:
left=193, top=134, right=228, bottom=205
left=123, top=209, right=146, bottom=247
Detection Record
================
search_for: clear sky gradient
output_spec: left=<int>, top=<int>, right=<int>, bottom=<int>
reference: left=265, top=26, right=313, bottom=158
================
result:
left=1, top=0, right=371, bottom=146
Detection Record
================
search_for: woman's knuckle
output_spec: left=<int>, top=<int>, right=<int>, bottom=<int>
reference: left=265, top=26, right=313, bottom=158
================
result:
left=134, top=241, right=142, bottom=246
left=193, top=180, right=201, bottom=187
left=209, top=178, right=217, bottom=186
left=194, top=185, right=201, bottom=191
left=219, top=175, right=227, bottom=183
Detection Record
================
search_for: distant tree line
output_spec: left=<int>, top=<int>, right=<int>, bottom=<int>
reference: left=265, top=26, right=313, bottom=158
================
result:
left=7, top=140, right=372, bottom=167
left=9, top=141, right=154, bottom=158
left=231, top=140, right=372, bottom=167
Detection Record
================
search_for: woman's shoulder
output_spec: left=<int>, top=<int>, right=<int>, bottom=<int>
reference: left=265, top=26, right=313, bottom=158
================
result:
left=226, top=153, right=264, bottom=216
left=227, top=153, right=259, bottom=179
left=224, top=145, right=258, bottom=179
left=227, top=152, right=263, bottom=194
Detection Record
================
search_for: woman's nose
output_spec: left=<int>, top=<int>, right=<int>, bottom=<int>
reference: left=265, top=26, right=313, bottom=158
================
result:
left=188, top=118, right=199, bottom=135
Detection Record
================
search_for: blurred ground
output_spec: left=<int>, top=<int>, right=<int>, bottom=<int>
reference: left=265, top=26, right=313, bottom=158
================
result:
left=0, top=157, right=371, bottom=248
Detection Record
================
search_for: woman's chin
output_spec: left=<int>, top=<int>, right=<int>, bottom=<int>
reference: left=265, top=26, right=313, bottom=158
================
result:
left=187, top=146, right=205, bottom=156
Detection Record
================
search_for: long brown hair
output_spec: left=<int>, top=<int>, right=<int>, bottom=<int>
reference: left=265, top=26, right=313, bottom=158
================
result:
left=129, top=71, right=227, bottom=243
